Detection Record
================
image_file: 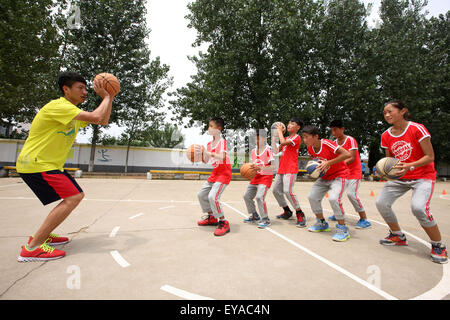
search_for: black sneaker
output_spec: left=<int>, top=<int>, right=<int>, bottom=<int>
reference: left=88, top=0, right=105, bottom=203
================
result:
left=276, top=210, right=292, bottom=220
left=243, top=212, right=260, bottom=223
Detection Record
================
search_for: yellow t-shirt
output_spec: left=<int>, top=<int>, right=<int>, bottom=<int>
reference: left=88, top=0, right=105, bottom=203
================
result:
left=16, top=97, right=88, bottom=173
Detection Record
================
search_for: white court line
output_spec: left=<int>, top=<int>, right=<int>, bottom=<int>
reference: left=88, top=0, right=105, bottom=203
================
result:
left=222, top=202, right=398, bottom=300
left=1, top=196, right=447, bottom=298
left=110, top=250, right=130, bottom=268
left=160, top=285, right=214, bottom=300
left=129, top=213, right=144, bottom=220
left=0, top=183, right=24, bottom=188
left=159, top=205, right=176, bottom=210
left=109, top=226, right=120, bottom=238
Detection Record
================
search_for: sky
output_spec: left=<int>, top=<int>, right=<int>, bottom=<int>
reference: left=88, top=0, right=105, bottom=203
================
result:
left=76, top=0, right=449, bottom=146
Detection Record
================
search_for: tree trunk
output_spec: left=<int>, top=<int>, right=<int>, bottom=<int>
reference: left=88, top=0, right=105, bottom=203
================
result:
left=125, top=143, right=131, bottom=173
left=88, top=125, right=100, bottom=172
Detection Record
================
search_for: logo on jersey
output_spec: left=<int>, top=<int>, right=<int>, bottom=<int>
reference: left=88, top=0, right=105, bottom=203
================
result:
left=391, top=141, right=413, bottom=161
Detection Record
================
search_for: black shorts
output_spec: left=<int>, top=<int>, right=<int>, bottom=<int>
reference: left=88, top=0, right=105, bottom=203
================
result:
left=19, top=170, right=83, bottom=205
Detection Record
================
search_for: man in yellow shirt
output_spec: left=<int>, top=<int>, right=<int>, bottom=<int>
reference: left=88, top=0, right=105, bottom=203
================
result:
left=17, top=72, right=114, bottom=262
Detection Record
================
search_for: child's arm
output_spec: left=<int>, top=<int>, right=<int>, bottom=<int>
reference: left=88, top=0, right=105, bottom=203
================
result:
left=345, top=149, right=356, bottom=165
left=394, top=137, right=434, bottom=175
left=204, top=151, right=227, bottom=163
left=317, top=147, right=351, bottom=172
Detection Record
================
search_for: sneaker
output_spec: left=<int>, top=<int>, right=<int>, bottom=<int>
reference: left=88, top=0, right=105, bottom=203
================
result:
left=355, top=219, right=372, bottom=229
left=28, top=233, right=69, bottom=246
left=296, top=212, right=306, bottom=228
left=198, top=215, right=219, bottom=226
left=308, top=219, right=330, bottom=232
left=214, top=220, right=230, bottom=236
left=332, top=224, right=350, bottom=242
left=328, top=215, right=337, bottom=221
left=257, top=218, right=271, bottom=229
left=379, top=231, right=408, bottom=246
left=276, top=210, right=292, bottom=220
left=18, top=240, right=66, bottom=262
left=244, top=212, right=260, bottom=223
left=431, top=243, right=448, bottom=264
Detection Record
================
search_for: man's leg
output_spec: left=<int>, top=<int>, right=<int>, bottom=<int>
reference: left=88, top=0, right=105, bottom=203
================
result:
left=29, top=192, right=84, bottom=248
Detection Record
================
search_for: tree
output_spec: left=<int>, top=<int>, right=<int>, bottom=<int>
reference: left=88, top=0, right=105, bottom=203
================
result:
left=373, top=0, right=450, bottom=166
left=143, top=123, right=185, bottom=149
left=171, top=0, right=320, bottom=132
left=62, top=0, right=170, bottom=171
left=0, top=0, right=62, bottom=134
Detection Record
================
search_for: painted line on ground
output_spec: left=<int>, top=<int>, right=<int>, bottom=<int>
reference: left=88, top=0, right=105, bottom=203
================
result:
left=110, top=250, right=130, bottom=268
left=0, top=183, right=24, bottom=188
left=129, top=213, right=144, bottom=220
left=159, top=205, right=176, bottom=210
left=222, top=201, right=398, bottom=300
left=160, top=285, right=214, bottom=300
left=109, top=226, right=120, bottom=238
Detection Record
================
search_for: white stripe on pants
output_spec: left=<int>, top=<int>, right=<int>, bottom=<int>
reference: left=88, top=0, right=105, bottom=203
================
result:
left=243, top=184, right=270, bottom=219
left=272, top=173, right=301, bottom=210
left=307, top=178, right=347, bottom=220
left=346, top=179, right=365, bottom=213
left=197, top=181, right=227, bottom=219
left=375, top=179, right=436, bottom=228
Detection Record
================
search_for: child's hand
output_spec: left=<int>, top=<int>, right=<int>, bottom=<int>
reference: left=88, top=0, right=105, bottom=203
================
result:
left=317, top=160, right=330, bottom=173
left=393, top=162, right=411, bottom=176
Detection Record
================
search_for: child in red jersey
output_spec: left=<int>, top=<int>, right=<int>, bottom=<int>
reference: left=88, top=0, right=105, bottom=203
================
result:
left=301, top=125, right=352, bottom=242
left=329, top=119, right=371, bottom=229
left=196, top=117, right=232, bottom=236
left=243, top=129, right=275, bottom=228
left=376, top=100, right=447, bottom=264
left=271, top=118, right=307, bottom=228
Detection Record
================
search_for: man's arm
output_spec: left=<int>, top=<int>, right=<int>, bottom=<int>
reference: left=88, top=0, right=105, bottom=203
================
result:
left=73, top=80, right=113, bottom=125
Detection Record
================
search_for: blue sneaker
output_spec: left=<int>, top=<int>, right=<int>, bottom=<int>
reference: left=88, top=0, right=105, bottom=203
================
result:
left=356, top=219, right=371, bottom=229
left=328, top=215, right=337, bottom=221
left=257, top=218, right=271, bottom=229
left=244, top=212, right=260, bottom=223
left=332, top=224, right=350, bottom=242
left=308, top=219, right=330, bottom=232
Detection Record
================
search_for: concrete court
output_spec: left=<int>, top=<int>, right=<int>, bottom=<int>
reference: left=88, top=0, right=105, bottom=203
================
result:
left=0, top=177, right=449, bottom=300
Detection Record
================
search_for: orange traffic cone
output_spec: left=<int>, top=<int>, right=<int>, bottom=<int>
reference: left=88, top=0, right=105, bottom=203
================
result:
left=370, top=190, right=375, bottom=197
left=325, top=193, right=329, bottom=198
left=443, top=190, right=447, bottom=195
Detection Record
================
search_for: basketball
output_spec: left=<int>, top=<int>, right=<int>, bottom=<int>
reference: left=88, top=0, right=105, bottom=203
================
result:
left=375, top=157, right=403, bottom=180
left=306, top=158, right=325, bottom=179
left=94, top=73, right=120, bottom=97
left=240, top=163, right=257, bottom=180
left=271, top=122, right=286, bottom=133
left=186, top=144, right=205, bottom=163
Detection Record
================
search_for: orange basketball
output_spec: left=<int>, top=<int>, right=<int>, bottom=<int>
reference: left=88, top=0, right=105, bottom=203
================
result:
left=186, top=144, right=205, bottom=163
left=94, top=73, right=120, bottom=97
left=240, top=163, right=257, bottom=180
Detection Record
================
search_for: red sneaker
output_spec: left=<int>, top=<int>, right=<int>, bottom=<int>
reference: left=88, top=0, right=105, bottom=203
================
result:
left=28, top=233, right=70, bottom=246
left=18, top=240, right=66, bottom=262
left=214, top=220, right=230, bottom=236
left=379, top=231, right=408, bottom=246
left=431, top=243, right=448, bottom=264
left=198, top=215, right=219, bottom=226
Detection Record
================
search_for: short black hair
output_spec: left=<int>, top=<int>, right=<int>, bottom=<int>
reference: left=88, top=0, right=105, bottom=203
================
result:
left=255, top=128, right=267, bottom=138
left=290, top=117, right=304, bottom=128
left=209, top=117, right=225, bottom=130
left=301, top=125, right=320, bottom=136
left=385, top=100, right=411, bottom=120
left=58, top=72, right=87, bottom=95
left=329, top=119, right=344, bottom=128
